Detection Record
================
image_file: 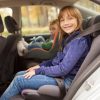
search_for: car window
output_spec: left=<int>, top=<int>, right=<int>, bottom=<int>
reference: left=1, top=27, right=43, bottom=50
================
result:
left=0, top=8, right=12, bottom=37
left=76, top=0, right=100, bottom=13
left=21, top=5, right=59, bottom=36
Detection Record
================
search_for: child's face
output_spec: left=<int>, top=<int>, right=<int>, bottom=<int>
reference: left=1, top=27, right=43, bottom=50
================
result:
left=49, top=24, right=59, bottom=36
left=60, top=11, right=78, bottom=35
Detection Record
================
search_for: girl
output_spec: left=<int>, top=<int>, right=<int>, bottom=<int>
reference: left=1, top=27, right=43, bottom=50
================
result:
left=0, top=6, right=92, bottom=100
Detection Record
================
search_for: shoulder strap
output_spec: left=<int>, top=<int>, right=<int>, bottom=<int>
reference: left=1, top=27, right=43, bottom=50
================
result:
left=75, top=22, right=100, bottom=39
left=55, top=78, right=66, bottom=98
left=64, top=22, right=100, bottom=47
left=88, top=16, right=96, bottom=26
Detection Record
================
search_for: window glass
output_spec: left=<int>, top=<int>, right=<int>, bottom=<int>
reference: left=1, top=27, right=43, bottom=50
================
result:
left=21, top=5, right=59, bottom=36
left=0, top=8, right=12, bottom=37
left=76, top=0, right=100, bottom=13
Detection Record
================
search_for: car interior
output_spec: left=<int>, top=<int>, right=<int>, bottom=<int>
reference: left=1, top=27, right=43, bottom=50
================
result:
left=10, top=14, right=100, bottom=100
left=0, top=0, right=100, bottom=100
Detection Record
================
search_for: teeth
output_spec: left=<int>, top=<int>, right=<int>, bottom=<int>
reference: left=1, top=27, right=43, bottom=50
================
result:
left=64, top=26, right=71, bottom=28
left=64, top=25, right=72, bottom=28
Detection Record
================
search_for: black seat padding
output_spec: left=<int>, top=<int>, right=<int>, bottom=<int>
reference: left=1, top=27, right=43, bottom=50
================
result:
left=0, top=36, right=6, bottom=53
left=0, top=15, right=6, bottom=53
left=0, top=15, right=4, bottom=33
left=4, top=16, right=20, bottom=34
left=0, top=34, right=22, bottom=83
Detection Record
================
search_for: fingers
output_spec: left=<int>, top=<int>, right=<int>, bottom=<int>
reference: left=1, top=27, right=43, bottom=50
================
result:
left=23, top=71, right=35, bottom=79
left=24, top=74, right=32, bottom=79
left=26, top=68, right=30, bottom=72
left=23, top=72, right=31, bottom=79
left=26, top=67, right=33, bottom=72
left=26, top=65, right=40, bottom=73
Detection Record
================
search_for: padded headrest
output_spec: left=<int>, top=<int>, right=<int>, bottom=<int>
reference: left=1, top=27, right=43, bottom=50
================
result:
left=82, top=17, right=92, bottom=30
left=4, top=16, right=20, bottom=34
left=0, top=15, right=4, bottom=33
left=82, top=15, right=100, bottom=37
left=92, top=15, right=100, bottom=37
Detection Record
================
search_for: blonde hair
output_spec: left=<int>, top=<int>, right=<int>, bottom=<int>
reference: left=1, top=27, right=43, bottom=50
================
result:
left=58, top=6, right=83, bottom=33
left=49, top=19, right=59, bottom=28
left=58, top=6, right=83, bottom=49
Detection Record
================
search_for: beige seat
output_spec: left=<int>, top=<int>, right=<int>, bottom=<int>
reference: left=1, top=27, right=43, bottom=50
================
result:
left=64, top=35, right=100, bottom=100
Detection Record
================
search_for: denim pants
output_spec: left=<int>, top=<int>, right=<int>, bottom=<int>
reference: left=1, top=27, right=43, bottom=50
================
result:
left=28, top=42, right=42, bottom=50
left=0, top=71, right=73, bottom=100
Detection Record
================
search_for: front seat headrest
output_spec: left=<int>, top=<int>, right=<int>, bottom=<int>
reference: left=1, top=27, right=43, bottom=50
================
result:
left=82, top=15, right=100, bottom=37
left=4, top=16, right=20, bottom=34
left=92, top=15, right=100, bottom=37
left=0, top=15, right=4, bottom=33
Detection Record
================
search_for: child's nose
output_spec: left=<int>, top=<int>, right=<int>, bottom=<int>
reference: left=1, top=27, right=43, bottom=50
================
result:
left=64, top=19, right=70, bottom=24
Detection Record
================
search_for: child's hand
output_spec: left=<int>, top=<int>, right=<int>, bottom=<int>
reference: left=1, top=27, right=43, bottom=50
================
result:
left=24, top=65, right=40, bottom=79
left=26, top=65, right=40, bottom=72
left=23, top=70, right=35, bottom=79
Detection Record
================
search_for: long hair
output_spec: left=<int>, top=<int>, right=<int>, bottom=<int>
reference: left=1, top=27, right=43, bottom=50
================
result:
left=58, top=6, right=83, bottom=49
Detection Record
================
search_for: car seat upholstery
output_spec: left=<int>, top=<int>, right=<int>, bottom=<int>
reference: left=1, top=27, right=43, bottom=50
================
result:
left=4, top=16, right=60, bottom=60
left=5, top=16, right=21, bottom=34
left=0, top=15, right=4, bottom=33
left=0, top=15, right=6, bottom=54
left=0, top=15, right=22, bottom=84
left=10, top=15, right=100, bottom=100
left=0, top=15, right=22, bottom=85
left=0, top=34, right=22, bottom=83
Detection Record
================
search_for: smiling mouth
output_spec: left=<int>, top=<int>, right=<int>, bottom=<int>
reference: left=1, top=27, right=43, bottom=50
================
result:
left=64, top=26, right=72, bottom=29
left=63, top=25, right=72, bottom=28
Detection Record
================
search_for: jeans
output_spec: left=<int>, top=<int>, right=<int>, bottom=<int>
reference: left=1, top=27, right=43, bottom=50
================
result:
left=30, top=36, right=45, bottom=43
left=27, top=35, right=46, bottom=50
left=0, top=71, right=73, bottom=100
left=28, top=42, right=42, bottom=50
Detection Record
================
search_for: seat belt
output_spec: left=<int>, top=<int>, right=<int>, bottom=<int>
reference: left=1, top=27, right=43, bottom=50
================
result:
left=55, top=22, right=100, bottom=98
left=75, top=22, right=100, bottom=38
left=55, top=78, right=66, bottom=98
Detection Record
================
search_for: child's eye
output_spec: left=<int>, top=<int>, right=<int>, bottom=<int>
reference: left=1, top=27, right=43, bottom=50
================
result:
left=68, top=17, right=74, bottom=20
left=60, top=18, right=64, bottom=22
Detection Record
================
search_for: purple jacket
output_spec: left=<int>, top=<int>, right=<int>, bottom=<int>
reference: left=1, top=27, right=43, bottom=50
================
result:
left=35, top=31, right=92, bottom=78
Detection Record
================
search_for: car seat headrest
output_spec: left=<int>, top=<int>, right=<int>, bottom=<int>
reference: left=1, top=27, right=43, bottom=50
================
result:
left=92, top=15, right=100, bottom=37
left=82, top=15, right=100, bottom=37
left=4, top=16, right=20, bottom=34
left=0, top=15, right=4, bottom=33
left=82, top=17, right=92, bottom=30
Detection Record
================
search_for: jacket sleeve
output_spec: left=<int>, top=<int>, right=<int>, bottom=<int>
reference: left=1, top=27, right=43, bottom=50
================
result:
left=35, top=37, right=88, bottom=77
